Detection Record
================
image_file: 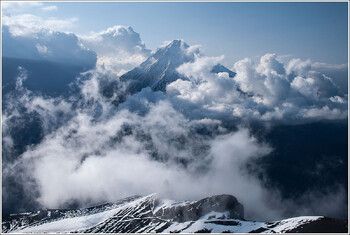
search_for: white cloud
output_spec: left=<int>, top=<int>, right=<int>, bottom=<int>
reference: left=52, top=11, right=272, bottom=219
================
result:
left=35, top=43, right=50, bottom=55
left=41, top=5, right=58, bottom=11
left=329, top=95, right=347, bottom=104
left=3, top=25, right=96, bottom=67
left=2, top=14, right=77, bottom=37
left=79, top=26, right=151, bottom=75
left=167, top=53, right=347, bottom=123
left=9, top=88, right=278, bottom=220
left=300, top=106, right=347, bottom=120
left=3, top=68, right=74, bottom=135
left=3, top=67, right=272, bottom=217
left=1, top=3, right=93, bottom=66
left=14, top=66, right=28, bottom=89
left=312, top=62, right=348, bottom=70
left=290, top=76, right=318, bottom=99
left=285, top=58, right=312, bottom=76
left=310, top=62, right=348, bottom=94
left=2, top=2, right=43, bottom=14
left=168, top=55, right=240, bottom=111
left=2, top=2, right=58, bottom=13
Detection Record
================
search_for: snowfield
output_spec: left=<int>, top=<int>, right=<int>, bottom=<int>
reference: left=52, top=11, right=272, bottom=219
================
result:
left=5, top=194, right=324, bottom=233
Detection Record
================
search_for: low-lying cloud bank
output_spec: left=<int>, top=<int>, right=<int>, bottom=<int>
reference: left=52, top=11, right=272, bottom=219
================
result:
left=3, top=68, right=274, bottom=219
left=168, top=53, right=347, bottom=124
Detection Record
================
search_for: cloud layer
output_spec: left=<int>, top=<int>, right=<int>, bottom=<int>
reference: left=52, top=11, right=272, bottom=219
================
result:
left=167, top=53, right=347, bottom=124
left=2, top=26, right=97, bottom=68
left=3, top=56, right=347, bottom=220
left=3, top=67, right=275, bottom=219
left=2, top=13, right=76, bottom=37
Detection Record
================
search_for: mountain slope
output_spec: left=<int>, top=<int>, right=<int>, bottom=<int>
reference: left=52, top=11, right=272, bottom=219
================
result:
left=120, top=40, right=235, bottom=94
left=3, top=194, right=347, bottom=233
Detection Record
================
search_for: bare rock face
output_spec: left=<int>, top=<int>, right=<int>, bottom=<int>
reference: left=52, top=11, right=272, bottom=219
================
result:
left=155, top=194, right=244, bottom=222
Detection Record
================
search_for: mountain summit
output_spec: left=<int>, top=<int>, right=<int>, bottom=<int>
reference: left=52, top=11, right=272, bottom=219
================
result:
left=120, top=40, right=235, bottom=93
left=120, top=39, right=195, bottom=93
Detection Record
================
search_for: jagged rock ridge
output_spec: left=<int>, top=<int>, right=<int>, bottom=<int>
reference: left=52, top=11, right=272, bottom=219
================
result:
left=2, top=194, right=347, bottom=233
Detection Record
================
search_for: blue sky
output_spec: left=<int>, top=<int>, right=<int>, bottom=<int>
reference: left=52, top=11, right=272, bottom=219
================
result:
left=2, top=1, right=348, bottom=67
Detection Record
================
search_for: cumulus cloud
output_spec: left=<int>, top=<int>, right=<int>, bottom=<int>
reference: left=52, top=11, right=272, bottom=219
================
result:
left=311, top=62, right=348, bottom=94
left=167, top=55, right=241, bottom=112
left=168, top=53, right=347, bottom=123
left=79, top=26, right=151, bottom=75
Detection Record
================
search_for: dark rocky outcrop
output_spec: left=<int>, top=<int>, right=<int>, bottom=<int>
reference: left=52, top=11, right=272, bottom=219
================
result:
left=286, top=217, right=348, bottom=233
left=155, top=194, right=244, bottom=222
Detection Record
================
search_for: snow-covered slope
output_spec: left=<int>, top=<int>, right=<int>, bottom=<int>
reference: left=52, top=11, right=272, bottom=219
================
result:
left=3, top=194, right=346, bottom=233
left=211, top=64, right=236, bottom=78
left=120, top=39, right=193, bottom=93
left=120, top=40, right=235, bottom=93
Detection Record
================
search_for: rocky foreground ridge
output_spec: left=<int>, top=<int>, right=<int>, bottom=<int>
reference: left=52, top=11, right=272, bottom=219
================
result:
left=2, top=194, right=348, bottom=233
